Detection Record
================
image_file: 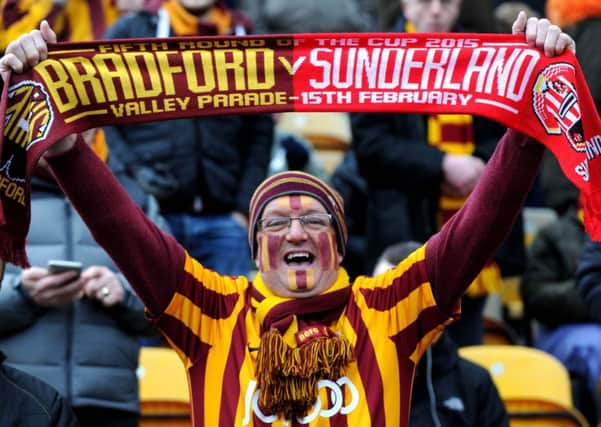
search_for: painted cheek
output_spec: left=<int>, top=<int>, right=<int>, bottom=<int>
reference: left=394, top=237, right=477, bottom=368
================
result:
left=318, top=231, right=336, bottom=270
left=258, top=234, right=281, bottom=271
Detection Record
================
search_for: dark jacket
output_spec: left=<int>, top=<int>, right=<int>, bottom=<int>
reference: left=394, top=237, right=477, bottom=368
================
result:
left=0, top=156, right=162, bottom=413
left=0, top=351, right=79, bottom=427
left=351, top=15, right=524, bottom=273
left=410, top=333, right=509, bottom=427
left=569, top=17, right=601, bottom=115
left=103, top=11, right=273, bottom=215
left=520, top=207, right=590, bottom=328
left=576, top=234, right=601, bottom=323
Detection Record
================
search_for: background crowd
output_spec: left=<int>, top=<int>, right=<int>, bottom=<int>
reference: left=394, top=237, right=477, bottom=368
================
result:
left=0, top=0, right=600, bottom=426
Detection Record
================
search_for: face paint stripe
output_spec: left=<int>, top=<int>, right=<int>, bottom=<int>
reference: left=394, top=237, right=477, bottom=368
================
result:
left=288, top=270, right=297, bottom=290
left=306, top=269, right=315, bottom=290
left=289, top=195, right=302, bottom=211
left=259, top=234, right=270, bottom=271
left=328, top=233, right=336, bottom=270
left=295, top=270, right=307, bottom=289
left=318, top=231, right=333, bottom=270
left=268, top=234, right=280, bottom=269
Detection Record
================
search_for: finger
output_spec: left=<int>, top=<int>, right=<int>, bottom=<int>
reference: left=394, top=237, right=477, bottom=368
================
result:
left=543, top=24, right=561, bottom=57
left=511, top=10, right=527, bottom=35
left=534, top=18, right=551, bottom=50
left=38, top=279, right=84, bottom=305
left=43, top=270, right=81, bottom=289
left=524, top=16, right=540, bottom=47
left=32, top=32, right=50, bottom=63
left=40, top=20, right=57, bottom=44
left=0, top=53, right=21, bottom=76
left=557, top=33, right=576, bottom=55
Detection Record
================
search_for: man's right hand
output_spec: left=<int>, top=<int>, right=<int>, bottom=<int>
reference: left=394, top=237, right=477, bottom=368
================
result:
left=0, top=20, right=56, bottom=80
left=1, top=21, right=78, bottom=155
left=21, top=267, right=84, bottom=307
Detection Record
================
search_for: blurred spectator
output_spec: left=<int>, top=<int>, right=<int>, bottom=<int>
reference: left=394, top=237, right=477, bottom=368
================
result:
left=268, top=131, right=328, bottom=182
left=373, top=240, right=509, bottom=427
left=238, top=0, right=374, bottom=33
left=493, top=0, right=545, bottom=16
left=578, top=235, right=601, bottom=324
left=493, top=1, right=539, bottom=33
left=103, top=0, right=273, bottom=277
left=0, top=129, right=163, bottom=427
left=521, top=200, right=601, bottom=426
left=0, top=0, right=161, bottom=50
left=546, top=0, right=601, bottom=115
left=330, top=151, right=368, bottom=280
left=0, top=259, right=79, bottom=427
left=377, top=0, right=496, bottom=32
left=352, top=0, right=524, bottom=346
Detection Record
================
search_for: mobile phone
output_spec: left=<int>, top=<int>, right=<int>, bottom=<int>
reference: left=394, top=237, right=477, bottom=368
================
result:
left=47, top=260, right=83, bottom=276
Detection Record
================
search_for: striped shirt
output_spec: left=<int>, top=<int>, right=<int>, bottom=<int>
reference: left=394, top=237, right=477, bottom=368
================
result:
left=48, top=129, right=544, bottom=426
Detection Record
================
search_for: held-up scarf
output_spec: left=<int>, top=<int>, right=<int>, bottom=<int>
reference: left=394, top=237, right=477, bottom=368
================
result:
left=1, top=32, right=601, bottom=266
left=250, top=268, right=354, bottom=420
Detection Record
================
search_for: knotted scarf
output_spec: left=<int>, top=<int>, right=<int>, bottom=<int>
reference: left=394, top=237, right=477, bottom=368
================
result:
left=1, top=32, right=601, bottom=267
left=250, top=268, right=354, bottom=420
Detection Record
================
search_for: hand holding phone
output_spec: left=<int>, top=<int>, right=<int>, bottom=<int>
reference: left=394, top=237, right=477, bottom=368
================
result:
left=47, top=260, right=83, bottom=276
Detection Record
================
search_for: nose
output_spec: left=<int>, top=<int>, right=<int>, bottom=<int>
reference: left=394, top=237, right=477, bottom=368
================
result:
left=430, top=0, right=442, bottom=13
left=286, top=218, right=308, bottom=241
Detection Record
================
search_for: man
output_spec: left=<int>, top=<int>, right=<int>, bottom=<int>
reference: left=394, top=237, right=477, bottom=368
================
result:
left=351, top=0, right=527, bottom=346
left=0, top=258, right=79, bottom=426
left=102, top=0, right=273, bottom=277
left=0, top=13, right=575, bottom=426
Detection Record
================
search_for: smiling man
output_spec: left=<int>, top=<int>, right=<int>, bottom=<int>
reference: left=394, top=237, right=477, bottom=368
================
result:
left=0, top=13, right=576, bottom=427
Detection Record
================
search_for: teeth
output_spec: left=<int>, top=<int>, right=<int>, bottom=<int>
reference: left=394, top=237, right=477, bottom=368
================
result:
left=285, top=252, right=312, bottom=262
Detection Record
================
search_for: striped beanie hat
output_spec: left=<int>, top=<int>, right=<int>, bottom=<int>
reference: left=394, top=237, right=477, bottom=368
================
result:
left=248, top=171, right=347, bottom=258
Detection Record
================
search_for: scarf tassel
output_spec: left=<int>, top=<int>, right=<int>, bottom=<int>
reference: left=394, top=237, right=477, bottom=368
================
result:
left=256, top=327, right=354, bottom=420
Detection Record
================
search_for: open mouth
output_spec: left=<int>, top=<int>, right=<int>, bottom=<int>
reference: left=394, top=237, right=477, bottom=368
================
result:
left=284, top=251, right=315, bottom=266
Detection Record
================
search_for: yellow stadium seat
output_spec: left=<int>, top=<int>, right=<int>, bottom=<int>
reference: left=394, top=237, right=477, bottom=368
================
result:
left=138, top=347, right=191, bottom=427
left=459, top=345, right=589, bottom=427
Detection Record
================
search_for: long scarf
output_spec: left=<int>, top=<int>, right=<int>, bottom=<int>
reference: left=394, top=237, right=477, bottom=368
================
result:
left=251, top=268, right=354, bottom=420
left=1, top=32, right=601, bottom=267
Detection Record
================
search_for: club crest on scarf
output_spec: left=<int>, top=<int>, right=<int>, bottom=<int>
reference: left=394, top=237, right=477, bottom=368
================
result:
left=4, top=81, right=54, bottom=151
left=0, top=80, right=53, bottom=209
left=532, top=63, right=585, bottom=152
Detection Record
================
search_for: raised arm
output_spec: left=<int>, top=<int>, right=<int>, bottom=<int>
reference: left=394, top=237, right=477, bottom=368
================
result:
left=425, top=12, right=576, bottom=313
left=0, top=22, right=185, bottom=315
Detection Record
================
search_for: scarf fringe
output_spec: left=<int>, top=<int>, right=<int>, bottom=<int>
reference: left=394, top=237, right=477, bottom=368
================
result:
left=256, top=327, right=354, bottom=420
left=0, top=236, right=29, bottom=268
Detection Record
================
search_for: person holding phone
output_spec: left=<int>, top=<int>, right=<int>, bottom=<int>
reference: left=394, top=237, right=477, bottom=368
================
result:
left=0, top=128, right=166, bottom=427
left=0, top=259, right=80, bottom=426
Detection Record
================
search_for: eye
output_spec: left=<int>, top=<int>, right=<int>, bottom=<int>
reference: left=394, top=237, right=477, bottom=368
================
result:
left=302, top=214, right=331, bottom=229
left=261, top=217, right=289, bottom=231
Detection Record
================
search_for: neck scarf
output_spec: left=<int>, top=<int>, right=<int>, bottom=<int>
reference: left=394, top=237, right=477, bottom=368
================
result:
left=250, top=268, right=354, bottom=420
left=162, top=0, right=232, bottom=36
left=1, top=32, right=601, bottom=267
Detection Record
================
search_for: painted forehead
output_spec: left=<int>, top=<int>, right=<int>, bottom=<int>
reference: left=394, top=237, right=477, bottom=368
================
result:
left=263, top=195, right=326, bottom=215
